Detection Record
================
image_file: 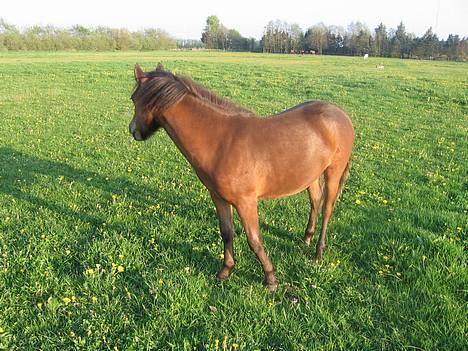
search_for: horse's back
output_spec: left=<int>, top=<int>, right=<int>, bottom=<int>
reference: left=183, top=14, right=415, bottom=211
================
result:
left=287, top=101, right=354, bottom=149
left=278, top=101, right=352, bottom=127
left=268, top=100, right=353, bottom=144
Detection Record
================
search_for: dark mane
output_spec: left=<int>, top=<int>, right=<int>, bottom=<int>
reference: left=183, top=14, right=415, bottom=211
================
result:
left=133, top=68, right=255, bottom=116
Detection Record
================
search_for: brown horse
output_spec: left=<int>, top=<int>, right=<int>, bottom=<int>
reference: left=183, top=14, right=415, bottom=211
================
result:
left=129, top=64, right=354, bottom=290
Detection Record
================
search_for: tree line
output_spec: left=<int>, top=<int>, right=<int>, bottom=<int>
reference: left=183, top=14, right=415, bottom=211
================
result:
left=201, top=16, right=467, bottom=61
left=1, top=16, right=466, bottom=61
left=0, top=18, right=176, bottom=51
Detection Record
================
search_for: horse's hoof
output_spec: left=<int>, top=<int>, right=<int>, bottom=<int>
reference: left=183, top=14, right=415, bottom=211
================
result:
left=215, top=267, right=232, bottom=281
left=313, top=255, right=323, bottom=264
left=215, top=273, right=229, bottom=281
left=264, top=276, right=279, bottom=292
left=266, top=281, right=279, bottom=292
left=314, top=247, right=325, bottom=262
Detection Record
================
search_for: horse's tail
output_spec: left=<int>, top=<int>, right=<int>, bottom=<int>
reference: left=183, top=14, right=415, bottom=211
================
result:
left=336, top=161, right=351, bottom=201
left=318, top=160, right=350, bottom=208
left=318, top=173, right=325, bottom=210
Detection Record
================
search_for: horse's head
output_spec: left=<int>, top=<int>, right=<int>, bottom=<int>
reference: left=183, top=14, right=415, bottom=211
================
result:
left=129, top=63, right=165, bottom=141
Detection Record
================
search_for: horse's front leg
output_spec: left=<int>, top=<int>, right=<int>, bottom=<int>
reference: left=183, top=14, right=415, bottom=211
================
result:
left=235, top=198, right=278, bottom=291
left=210, top=192, right=235, bottom=280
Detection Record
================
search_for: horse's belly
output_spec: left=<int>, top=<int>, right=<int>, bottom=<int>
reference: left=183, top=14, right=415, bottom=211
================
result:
left=259, top=181, right=312, bottom=199
left=257, top=160, right=326, bottom=199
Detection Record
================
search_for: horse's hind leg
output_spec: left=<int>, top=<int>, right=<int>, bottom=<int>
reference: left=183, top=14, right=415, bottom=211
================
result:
left=210, top=192, right=235, bottom=280
left=303, top=179, right=323, bottom=246
left=315, top=164, right=346, bottom=260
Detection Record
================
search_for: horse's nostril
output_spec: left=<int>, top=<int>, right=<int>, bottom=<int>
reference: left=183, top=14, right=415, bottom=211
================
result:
left=132, top=130, right=143, bottom=141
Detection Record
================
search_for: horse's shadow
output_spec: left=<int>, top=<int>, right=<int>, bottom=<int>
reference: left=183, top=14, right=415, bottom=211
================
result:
left=0, top=146, right=220, bottom=279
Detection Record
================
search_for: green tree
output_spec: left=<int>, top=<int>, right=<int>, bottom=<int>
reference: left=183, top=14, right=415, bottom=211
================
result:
left=0, top=18, right=23, bottom=50
left=374, top=23, right=388, bottom=57
left=390, top=21, right=410, bottom=58
left=201, top=15, right=220, bottom=49
left=347, top=21, right=371, bottom=55
left=420, top=27, right=439, bottom=58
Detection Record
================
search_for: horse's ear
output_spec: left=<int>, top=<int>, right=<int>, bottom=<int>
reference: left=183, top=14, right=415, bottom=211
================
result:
left=134, top=64, right=146, bottom=82
left=155, top=63, right=164, bottom=72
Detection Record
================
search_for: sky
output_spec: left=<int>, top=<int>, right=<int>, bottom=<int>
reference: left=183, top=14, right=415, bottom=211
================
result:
left=1, top=0, right=467, bottom=40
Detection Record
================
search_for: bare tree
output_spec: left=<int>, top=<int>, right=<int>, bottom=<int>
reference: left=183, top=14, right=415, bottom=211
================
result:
left=305, top=23, right=328, bottom=54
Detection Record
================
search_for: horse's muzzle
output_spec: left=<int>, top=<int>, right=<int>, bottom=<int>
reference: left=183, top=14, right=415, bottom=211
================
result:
left=129, top=122, right=144, bottom=141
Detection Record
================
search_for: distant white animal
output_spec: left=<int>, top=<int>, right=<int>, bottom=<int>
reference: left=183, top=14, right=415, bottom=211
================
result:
left=363, top=54, right=369, bottom=59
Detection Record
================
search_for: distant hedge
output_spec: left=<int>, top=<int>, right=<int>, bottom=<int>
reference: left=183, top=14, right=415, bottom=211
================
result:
left=0, top=20, right=176, bottom=51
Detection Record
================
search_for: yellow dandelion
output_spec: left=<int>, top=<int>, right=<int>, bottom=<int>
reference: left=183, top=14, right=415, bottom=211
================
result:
left=62, top=297, right=71, bottom=305
left=92, top=296, right=98, bottom=303
left=232, top=343, right=239, bottom=350
left=65, top=249, right=71, bottom=255
left=378, top=270, right=383, bottom=275
left=117, top=265, right=125, bottom=273
left=85, top=268, right=95, bottom=275
left=383, top=199, right=388, bottom=204
left=118, top=254, right=124, bottom=260
left=383, top=255, right=389, bottom=260
left=0, top=327, right=4, bottom=333
left=396, top=272, right=401, bottom=277
left=37, top=302, right=43, bottom=309
left=355, top=199, right=361, bottom=205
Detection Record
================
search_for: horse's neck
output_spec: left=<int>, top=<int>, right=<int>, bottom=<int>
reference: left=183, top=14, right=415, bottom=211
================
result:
left=162, top=95, right=228, bottom=174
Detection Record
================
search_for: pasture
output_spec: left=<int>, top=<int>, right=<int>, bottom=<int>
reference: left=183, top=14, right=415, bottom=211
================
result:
left=0, top=51, right=466, bottom=350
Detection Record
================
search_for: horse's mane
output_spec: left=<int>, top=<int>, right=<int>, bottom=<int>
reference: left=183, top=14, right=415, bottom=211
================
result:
left=132, top=68, right=255, bottom=116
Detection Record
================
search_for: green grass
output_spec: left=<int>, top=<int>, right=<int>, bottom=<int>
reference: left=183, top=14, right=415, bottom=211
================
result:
left=0, top=51, right=466, bottom=350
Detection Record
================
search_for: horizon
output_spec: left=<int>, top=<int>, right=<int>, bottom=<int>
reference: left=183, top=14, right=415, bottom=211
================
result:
left=1, top=0, right=467, bottom=40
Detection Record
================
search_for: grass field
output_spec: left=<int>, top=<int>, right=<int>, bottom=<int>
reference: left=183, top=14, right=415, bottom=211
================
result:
left=0, top=51, right=466, bottom=350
